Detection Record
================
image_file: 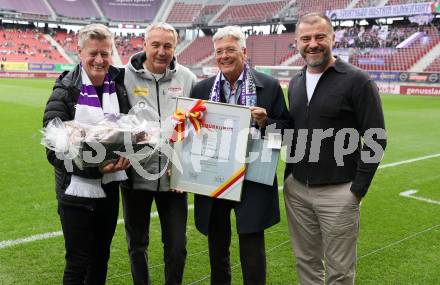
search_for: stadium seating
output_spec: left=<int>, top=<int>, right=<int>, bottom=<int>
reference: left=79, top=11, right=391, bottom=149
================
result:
left=354, top=0, right=382, bottom=8
left=423, top=55, right=440, bottom=72
left=199, top=4, right=223, bottom=18
left=177, top=32, right=296, bottom=67
left=350, top=28, right=440, bottom=71
left=0, top=29, right=68, bottom=64
left=48, top=0, right=100, bottom=19
left=292, top=0, right=351, bottom=17
left=193, top=2, right=224, bottom=24
left=52, top=31, right=78, bottom=54
left=247, top=33, right=296, bottom=66
left=115, top=35, right=145, bottom=65
left=177, top=36, right=213, bottom=65
left=166, top=1, right=204, bottom=24
left=333, top=25, right=420, bottom=49
left=288, top=25, right=440, bottom=71
left=213, top=0, right=288, bottom=25
left=2, top=0, right=440, bottom=75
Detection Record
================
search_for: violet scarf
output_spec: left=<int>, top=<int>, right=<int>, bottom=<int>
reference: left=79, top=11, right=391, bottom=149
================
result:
left=65, top=66, right=128, bottom=198
left=209, top=63, right=257, bottom=107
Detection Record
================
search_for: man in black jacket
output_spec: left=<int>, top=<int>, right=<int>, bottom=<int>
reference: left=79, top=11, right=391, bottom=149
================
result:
left=190, top=26, right=290, bottom=285
left=43, top=23, right=130, bottom=285
left=284, top=13, right=387, bottom=285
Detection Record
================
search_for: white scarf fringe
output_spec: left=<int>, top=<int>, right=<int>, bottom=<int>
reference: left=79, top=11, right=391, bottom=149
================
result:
left=102, top=171, right=128, bottom=185
left=65, top=176, right=106, bottom=198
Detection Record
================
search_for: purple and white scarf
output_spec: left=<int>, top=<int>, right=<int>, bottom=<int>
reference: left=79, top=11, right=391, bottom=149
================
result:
left=209, top=63, right=257, bottom=107
left=65, top=66, right=128, bottom=198
left=75, top=70, right=119, bottom=123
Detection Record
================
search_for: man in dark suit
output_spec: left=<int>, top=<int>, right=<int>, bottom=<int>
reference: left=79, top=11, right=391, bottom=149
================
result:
left=190, top=26, right=290, bottom=285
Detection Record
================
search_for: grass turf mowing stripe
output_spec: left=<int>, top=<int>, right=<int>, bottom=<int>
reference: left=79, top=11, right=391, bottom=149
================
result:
left=1, top=152, right=439, bottom=250
left=186, top=239, right=294, bottom=284
left=0, top=205, right=194, bottom=250
left=187, top=223, right=440, bottom=284
left=107, top=248, right=210, bottom=280
left=358, top=224, right=440, bottom=260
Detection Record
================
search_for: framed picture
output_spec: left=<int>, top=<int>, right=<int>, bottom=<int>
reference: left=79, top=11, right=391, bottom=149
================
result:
left=170, top=97, right=251, bottom=201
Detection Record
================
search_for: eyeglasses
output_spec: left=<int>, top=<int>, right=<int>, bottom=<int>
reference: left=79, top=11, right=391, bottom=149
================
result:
left=215, top=47, right=240, bottom=57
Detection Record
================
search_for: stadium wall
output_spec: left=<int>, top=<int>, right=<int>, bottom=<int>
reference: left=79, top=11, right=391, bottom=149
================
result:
left=1, top=65, right=440, bottom=96
left=0, top=62, right=76, bottom=73
left=0, top=72, right=59, bottom=78
left=255, top=66, right=440, bottom=96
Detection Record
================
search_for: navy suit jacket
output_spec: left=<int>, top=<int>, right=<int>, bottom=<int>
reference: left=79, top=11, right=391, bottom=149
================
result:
left=190, top=68, right=290, bottom=234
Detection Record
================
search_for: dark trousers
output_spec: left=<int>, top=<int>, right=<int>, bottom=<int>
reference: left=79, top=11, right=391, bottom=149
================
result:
left=208, top=199, right=266, bottom=285
left=58, top=182, right=119, bottom=285
left=121, top=189, right=188, bottom=285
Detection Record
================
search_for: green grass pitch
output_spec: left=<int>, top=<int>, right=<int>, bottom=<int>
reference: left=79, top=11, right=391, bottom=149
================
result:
left=0, top=78, right=439, bottom=284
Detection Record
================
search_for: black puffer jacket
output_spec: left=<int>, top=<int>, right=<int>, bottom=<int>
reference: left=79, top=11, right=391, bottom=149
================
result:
left=43, top=65, right=130, bottom=208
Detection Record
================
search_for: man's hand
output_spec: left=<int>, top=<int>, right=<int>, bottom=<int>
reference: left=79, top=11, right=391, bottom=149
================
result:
left=249, top=106, right=267, bottom=128
left=99, top=157, right=131, bottom=174
left=352, top=192, right=362, bottom=204
left=170, top=188, right=185, bottom=194
left=167, top=168, right=185, bottom=193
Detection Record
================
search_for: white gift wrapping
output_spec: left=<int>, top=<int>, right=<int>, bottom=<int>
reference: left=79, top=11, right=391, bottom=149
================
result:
left=41, top=117, right=82, bottom=160
left=41, top=114, right=161, bottom=165
left=41, top=114, right=179, bottom=195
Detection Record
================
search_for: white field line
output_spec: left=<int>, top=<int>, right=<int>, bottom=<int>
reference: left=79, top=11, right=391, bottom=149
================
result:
left=358, top=224, right=440, bottom=260
left=109, top=230, right=289, bottom=281
left=186, top=153, right=440, bottom=284
left=186, top=239, right=292, bottom=284
left=110, top=231, right=291, bottom=282
left=275, top=152, right=440, bottom=191
left=107, top=248, right=209, bottom=280
left=399, top=190, right=440, bottom=205
left=0, top=205, right=193, bottom=250
left=1, top=153, right=439, bottom=250
left=185, top=222, right=440, bottom=285
left=377, top=153, right=440, bottom=169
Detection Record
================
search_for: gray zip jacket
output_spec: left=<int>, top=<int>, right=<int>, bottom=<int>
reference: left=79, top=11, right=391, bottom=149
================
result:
left=124, top=51, right=197, bottom=191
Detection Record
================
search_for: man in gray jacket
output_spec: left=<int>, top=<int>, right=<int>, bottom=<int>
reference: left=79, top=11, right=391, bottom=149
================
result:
left=122, top=22, right=197, bottom=285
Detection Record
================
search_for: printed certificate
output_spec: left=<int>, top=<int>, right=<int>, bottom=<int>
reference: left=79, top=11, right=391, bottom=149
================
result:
left=170, top=97, right=251, bottom=201
left=244, top=138, right=280, bottom=186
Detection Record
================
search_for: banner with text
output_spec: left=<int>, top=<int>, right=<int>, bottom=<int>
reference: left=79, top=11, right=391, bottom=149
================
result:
left=326, top=2, right=434, bottom=20
left=28, top=63, right=55, bottom=72
left=0, top=72, right=59, bottom=78
left=55, top=64, right=76, bottom=72
left=400, top=85, right=440, bottom=96
left=1, top=62, right=28, bottom=72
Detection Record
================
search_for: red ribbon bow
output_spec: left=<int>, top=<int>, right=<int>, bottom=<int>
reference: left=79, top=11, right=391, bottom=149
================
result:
left=171, top=99, right=206, bottom=142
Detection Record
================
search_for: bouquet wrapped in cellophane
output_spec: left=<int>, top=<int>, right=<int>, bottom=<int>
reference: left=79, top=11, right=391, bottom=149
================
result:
left=41, top=113, right=161, bottom=168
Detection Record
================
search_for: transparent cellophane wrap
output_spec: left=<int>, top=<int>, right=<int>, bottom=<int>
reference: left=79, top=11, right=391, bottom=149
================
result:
left=41, top=114, right=161, bottom=168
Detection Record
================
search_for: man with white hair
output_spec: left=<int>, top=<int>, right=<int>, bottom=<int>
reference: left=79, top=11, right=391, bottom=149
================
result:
left=122, top=22, right=197, bottom=285
left=190, top=26, right=289, bottom=284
